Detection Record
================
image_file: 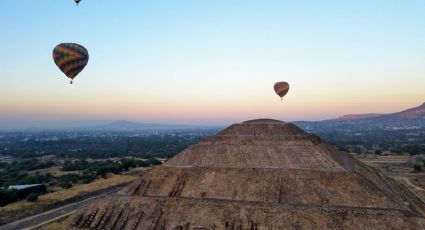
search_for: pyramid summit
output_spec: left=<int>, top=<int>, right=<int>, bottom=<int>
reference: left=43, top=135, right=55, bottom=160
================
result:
left=64, top=119, right=425, bottom=229
left=166, top=118, right=354, bottom=171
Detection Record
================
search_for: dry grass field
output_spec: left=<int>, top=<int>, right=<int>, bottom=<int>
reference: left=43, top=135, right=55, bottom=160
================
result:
left=39, top=222, right=67, bottom=230
left=0, top=174, right=137, bottom=218
left=362, top=156, right=425, bottom=200
left=29, top=167, right=80, bottom=177
left=406, top=175, right=425, bottom=199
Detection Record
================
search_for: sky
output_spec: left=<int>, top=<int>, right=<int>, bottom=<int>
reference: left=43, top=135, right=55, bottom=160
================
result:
left=0, top=0, right=424, bottom=128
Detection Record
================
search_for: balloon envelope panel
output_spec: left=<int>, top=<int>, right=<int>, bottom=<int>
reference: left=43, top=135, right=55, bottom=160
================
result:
left=52, top=43, right=89, bottom=80
left=274, top=82, right=289, bottom=98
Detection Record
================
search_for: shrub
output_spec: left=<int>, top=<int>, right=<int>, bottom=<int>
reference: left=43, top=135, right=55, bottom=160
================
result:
left=413, top=164, right=422, bottom=172
left=147, top=158, right=162, bottom=166
left=59, top=180, right=73, bottom=189
left=26, top=193, right=38, bottom=202
left=0, top=188, right=19, bottom=206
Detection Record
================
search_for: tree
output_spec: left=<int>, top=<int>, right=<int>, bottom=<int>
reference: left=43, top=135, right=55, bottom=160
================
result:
left=59, top=180, right=73, bottom=189
left=147, top=158, right=162, bottom=166
left=26, top=193, right=38, bottom=202
left=81, top=172, right=96, bottom=184
left=413, top=164, right=422, bottom=172
left=97, top=167, right=109, bottom=178
left=338, top=147, right=348, bottom=152
left=374, top=150, right=382, bottom=155
left=0, top=188, right=19, bottom=206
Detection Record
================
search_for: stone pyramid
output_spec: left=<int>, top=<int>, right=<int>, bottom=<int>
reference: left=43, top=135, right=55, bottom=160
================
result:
left=65, top=119, right=425, bottom=229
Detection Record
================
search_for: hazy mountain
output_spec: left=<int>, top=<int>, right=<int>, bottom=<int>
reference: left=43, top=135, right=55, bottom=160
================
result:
left=386, top=102, right=425, bottom=119
left=335, top=113, right=383, bottom=121
left=0, top=120, right=221, bottom=132
left=335, top=102, right=425, bottom=121
left=295, top=102, right=425, bottom=132
left=74, top=120, right=218, bottom=131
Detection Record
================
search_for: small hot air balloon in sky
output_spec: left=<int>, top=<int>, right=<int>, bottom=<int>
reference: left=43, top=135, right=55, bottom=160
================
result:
left=274, top=81, right=289, bottom=100
left=74, top=0, right=81, bottom=6
left=53, top=43, right=89, bottom=84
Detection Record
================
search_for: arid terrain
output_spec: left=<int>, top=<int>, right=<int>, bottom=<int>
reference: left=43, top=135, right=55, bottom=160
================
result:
left=45, top=119, right=425, bottom=229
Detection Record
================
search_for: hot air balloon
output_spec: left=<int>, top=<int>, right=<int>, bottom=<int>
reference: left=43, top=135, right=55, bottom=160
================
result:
left=274, top=82, right=289, bottom=100
left=52, top=43, right=89, bottom=84
left=75, top=0, right=81, bottom=5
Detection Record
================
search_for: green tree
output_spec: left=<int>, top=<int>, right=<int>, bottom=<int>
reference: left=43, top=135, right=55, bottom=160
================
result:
left=59, top=180, right=73, bottom=189
left=0, top=188, right=19, bottom=206
left=147, top=158, right=162, bottom=166
left=26, top=193, right=38, bottom=202
left=413, top=164, right=422, bottom=172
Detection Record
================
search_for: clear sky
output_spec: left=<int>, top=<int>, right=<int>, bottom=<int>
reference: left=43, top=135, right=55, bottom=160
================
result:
left=1, top=0, right=424, bottom=128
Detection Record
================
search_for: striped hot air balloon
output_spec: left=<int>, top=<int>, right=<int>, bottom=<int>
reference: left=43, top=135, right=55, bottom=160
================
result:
left=53, top=43, right=89, bottom=84
left=274, top=82, right=289, bottom=100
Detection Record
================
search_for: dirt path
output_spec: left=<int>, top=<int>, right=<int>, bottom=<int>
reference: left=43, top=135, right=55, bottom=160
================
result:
left=396, top=177, right=425, bottom=191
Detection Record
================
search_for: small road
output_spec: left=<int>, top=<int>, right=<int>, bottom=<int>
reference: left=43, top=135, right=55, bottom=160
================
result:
left=0, top=187, right=122, bottom=230
left=362, top=160, right=409, bottom=163
left=383, top=172, right=425, bottom=177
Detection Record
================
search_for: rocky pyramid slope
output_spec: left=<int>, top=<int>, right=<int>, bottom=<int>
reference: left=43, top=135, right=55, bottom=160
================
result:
left=63, top=119, right=425, bottom=229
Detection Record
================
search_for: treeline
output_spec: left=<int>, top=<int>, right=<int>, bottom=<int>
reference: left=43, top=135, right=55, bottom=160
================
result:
left=62, top=158, right=160, bottom=178
left=45, top=158, right=161, bottom=189
left=0, top=163, right=52, bottom=206
left=0, top=159, right=54, bottom=172
left=0, top=186, right=45, bottom=206
left=413, top=157, right=425, bottom=172
left=0, top=188, right=19, bottom=206
left=0, top=158, right=160, bottom=206
left=0, top=158, right=159, bottom=188
left=307, top=128, right=425, bottom=155
left=392, top=144, right=425, bottom=155
left=0, top=160, right=54, bottom=187
left=336, top=143, right=425, bottom=155
left=1, top=134, right=204, bottom=159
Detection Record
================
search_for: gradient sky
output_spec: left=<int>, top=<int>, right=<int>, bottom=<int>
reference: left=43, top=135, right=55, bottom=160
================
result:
left=1, top=0, right=424, bottom=128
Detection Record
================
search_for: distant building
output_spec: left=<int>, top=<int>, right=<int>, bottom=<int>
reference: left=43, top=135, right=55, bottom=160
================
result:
left=8, top=184, right=46, bottom=199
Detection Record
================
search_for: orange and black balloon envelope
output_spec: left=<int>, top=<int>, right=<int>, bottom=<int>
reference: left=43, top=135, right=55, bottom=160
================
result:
left=74, top=0, right=81, bottom=5
left=53, top=43, right=89, bottom=84
left=274, top=82, right=289, bottom=100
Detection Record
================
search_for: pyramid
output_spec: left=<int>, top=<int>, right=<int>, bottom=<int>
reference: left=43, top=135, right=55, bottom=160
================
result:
left=65, top=119, right=425, bottom=229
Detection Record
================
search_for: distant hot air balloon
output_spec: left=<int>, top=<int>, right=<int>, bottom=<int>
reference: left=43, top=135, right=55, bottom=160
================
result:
left=274, top=82, right=289, bottom=100
left=53, top=43, right=89, bottom=84
left=74, top=0, right=81, bottom=6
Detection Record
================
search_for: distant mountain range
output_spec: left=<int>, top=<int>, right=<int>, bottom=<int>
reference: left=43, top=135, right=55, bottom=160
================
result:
left=3, top=103, right=424, bottom=132
left=76, top=102, right=425, bottom=133
left=71, top=120, right=219, bottom=131
left=0, top=120, right=222, bottom=132
left=335, top=102, right=425, bottom=121
left=295, top=102, right=425, bottom=132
